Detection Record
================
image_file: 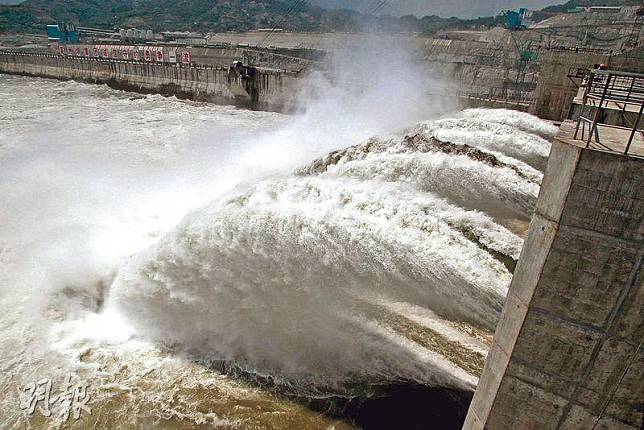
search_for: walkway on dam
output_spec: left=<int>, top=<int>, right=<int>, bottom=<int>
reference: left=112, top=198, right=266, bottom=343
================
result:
left=557, top=120, right=644, bottom=158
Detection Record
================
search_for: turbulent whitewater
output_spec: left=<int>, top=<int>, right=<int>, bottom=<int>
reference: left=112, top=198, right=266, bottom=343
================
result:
left=111, top=110, right=552, bottom=390
left=0, top=72, right=554, bottom=429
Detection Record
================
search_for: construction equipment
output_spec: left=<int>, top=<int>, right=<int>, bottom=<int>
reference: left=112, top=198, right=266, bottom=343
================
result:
left=46, top=24, right=79, bottom=43
left=504, top=30, right=537, bottom=101
left=501, top=8, right=531, bottom=30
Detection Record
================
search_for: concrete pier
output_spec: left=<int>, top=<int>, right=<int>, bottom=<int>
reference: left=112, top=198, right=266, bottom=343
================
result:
left=464, top=121, right=643, bottom=429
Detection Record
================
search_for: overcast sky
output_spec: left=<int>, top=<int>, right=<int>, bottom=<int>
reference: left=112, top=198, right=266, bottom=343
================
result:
left=309, top=0, right=567, bottom=18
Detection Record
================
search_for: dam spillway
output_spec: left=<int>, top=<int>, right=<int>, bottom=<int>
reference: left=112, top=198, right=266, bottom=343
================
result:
left=0, top=69, right=559, bottom=429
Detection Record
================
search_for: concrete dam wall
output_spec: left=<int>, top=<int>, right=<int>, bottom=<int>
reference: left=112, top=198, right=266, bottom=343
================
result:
left=532, top=49, right=644, bottom=121
left=0, top=52, right=299, bottom=112
left=3, top=42, right=641, bottom=120
left=464, top=121, right=644, bottom=429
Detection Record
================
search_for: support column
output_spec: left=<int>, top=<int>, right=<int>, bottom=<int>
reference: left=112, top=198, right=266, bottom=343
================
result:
left=464, top=127, right=643, bottom=429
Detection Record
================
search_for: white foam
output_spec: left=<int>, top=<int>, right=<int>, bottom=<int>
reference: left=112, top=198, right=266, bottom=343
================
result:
left=0, top=67, right=555, bottom=414
left=111, top=175, right=513, bottom=387
left=457, top=108, right=558, bottom=139
left=329, top=150, right=539, bottom=220
left=416, top=116, right=552, bottom=169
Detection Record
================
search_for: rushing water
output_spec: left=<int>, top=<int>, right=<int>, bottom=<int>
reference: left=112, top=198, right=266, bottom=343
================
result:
left=0, top=72, right=556, bottom=429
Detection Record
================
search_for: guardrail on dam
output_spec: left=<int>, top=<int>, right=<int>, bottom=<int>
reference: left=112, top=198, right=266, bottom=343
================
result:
left=0, top=51, right=299, bottom=112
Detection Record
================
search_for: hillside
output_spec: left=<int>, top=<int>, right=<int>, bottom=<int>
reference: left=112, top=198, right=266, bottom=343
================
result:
left=2, top=0, right=325, bottom=33
left=0, top=0, right=511, bottom=35
left=309, top=0, right=566, bottom=19
left=542, top=0, right=641, bottom=12
left=1, top=0, right=638, bottom=35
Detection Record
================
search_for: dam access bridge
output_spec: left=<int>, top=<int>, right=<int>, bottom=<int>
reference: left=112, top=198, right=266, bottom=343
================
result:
left=464, top=69, right=643, bottom=429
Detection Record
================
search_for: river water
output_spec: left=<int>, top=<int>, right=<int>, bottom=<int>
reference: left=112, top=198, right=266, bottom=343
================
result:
left=0, top=72, right=556, bottom=429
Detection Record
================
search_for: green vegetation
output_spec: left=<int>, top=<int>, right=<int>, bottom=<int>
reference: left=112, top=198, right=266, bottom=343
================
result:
left=0, top=7, right=37, bottom=32
left=0, top=0, right=636, bottom=35
left=0, top=0, right=511, bottom=34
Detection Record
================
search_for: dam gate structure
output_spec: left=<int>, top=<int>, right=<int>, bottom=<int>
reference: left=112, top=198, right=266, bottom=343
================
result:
left=464, top=70, right=643, bottom=429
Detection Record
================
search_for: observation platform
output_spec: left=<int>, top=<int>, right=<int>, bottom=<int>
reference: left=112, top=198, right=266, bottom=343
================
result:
left=557, top=120, right=644, bottom=158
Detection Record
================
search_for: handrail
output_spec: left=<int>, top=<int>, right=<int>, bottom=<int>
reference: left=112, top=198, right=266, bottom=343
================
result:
left=573, top=69, right=644, bottom=155
left=0, top=50, right=299, bottom=76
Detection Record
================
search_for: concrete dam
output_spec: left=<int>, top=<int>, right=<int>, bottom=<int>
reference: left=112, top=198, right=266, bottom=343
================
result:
left=0, top=47, right=301, bottom=112
left=2, top=42, right=643, bottom=122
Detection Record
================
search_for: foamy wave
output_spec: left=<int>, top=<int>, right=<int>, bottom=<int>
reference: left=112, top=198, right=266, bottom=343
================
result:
left=300, top=133, right=540, bottom=220
left=2, top=69, right=558, bottom=427
left=111, top=175, right=515, bottom=389
left=457, top=108, right=558, bottom=139
left=110, top=109, right=552, bottom=390
left=416, top=117, right=552, bottom=169
left=331, top=154, right=537, bottom=221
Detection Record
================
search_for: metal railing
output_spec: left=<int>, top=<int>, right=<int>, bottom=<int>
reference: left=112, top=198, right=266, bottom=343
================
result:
left=574, top=69, right=644, bottom=155
left=0, top=50, right=298, bottom=76
left=567, top=67, right=590, bottom=88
